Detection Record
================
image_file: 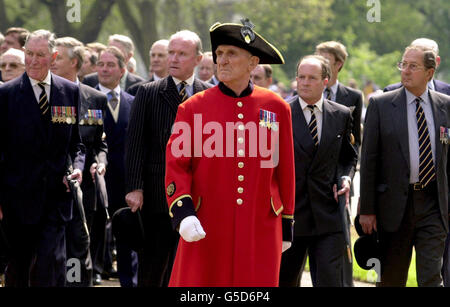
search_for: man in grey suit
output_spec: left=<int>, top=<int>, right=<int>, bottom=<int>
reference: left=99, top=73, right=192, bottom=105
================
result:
left=125, top=30, right=211, bottom=287
left=279, top=55, right=358, bottom=287
left=360, top=45, right=450, bottom=286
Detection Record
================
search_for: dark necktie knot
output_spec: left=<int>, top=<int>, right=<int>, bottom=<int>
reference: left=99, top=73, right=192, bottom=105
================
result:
left=324, top=88, right=332, bottom=100
left=307, top=105, right=315, bottom=112
left=108, top=91, right=118, bottom=111
left=179, top=81, right=188, bottom=102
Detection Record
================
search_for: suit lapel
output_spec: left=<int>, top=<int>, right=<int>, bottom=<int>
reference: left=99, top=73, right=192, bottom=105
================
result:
left=290, top=97, right=315, bottom=159
left=161, top=76, right=182, bottom=115
left=392, top=89, right=411, bottom=169
left=20, top=74, right=46, bottom=139
left=335, top=83, right=350, bottom=106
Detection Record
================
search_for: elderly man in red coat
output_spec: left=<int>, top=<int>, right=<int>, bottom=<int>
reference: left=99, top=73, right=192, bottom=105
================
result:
left=165, top=19, right=295, bottom=287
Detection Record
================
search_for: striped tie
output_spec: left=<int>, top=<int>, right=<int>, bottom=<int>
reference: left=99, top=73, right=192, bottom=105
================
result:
left=179, top=81, right=188, bottom=102
left=37, top=82, right=50, bottom=121
left=415, top=97, right=436, bottom=187
left=324, top=88, right=332, bottom=100
left=307, top=105, right=319, bottom=147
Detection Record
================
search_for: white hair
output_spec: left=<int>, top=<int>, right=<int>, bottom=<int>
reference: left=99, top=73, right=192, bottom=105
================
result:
left=108, top=34, right=135, bottom=55
left=169, top=30, right=202, bottom=55
left=1, top=48, right=25, bottom=64
left=411, top=38, right=439, bottom=55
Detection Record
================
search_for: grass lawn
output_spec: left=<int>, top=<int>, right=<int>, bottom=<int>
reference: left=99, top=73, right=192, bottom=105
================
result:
left=304, top=227, right=418, bottom=287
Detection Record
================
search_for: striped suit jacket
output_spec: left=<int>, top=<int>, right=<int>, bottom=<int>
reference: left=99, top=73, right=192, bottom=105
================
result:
left=125, top=76, right=212, bottom=214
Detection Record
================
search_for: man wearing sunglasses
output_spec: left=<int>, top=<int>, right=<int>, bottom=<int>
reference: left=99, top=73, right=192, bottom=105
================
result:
left=360, top=45, right=450, bottom=286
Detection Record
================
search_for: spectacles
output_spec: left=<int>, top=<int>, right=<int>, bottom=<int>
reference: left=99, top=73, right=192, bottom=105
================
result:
left=0, top=62, right=22, bottom=69
left=397, top=62, right=424, bottom=72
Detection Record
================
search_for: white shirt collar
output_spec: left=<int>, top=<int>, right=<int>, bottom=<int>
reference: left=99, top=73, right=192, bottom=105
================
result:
left=172, top=74, right=195, bottom=87
left=98, top=83, right=121, bottom=97
left=153, top=73, right=163, bottom=81
left=298, top=95, right=324, bottom=112
left=405, top=88, right=429, bottom=105
left=29, top=71, right=52, bottom=87
left=428, top=80, right=435, bottom=91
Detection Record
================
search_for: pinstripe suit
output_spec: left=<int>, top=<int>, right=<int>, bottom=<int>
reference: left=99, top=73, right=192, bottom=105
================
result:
left=125, top=75, right=211, bottom=286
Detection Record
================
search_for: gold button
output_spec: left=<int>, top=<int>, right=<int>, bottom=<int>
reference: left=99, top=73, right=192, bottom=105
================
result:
left=238, top=113, right=244, bottom=120
left=238, top=175, right=244, bottom=182
left=237, top=187, right=244, bottom=194
left=238, top=137, right=244, bottom=144
left=177, top=200, right=183, bottom=207
left=238, top=149, right=244, bottom=157
left=237, top=199, right=243, bottom=205
left=238, top=125, right=245, bottom=131
left=238, top=162, right=244, bottom=168
left=237, top=101, right=243, bottom=108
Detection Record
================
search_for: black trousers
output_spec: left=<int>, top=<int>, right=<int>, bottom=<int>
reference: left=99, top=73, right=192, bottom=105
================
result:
left=3, top=212, right=67, bottom=287
left=378, top=184, right=447, bottom=287
left=279, top=232, right=344, bottom=287
left=65, top=193, right=93, bottom=287
left=138, top=212, right=178, bottom=287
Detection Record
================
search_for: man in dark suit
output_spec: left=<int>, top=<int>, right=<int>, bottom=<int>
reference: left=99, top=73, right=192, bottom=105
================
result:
left=279, top=55, right=358, bottom=287
left=127, top=39, right=169, bottom=96
left=0, top=30, right=85, bottom=287
left=95, top=46, right=136, bottom=287
left=384, top=38, right=450, bottom=96
left=383, top=38, right=450, bottom=286
left=315, top=40, right=363, bottom=287
left=83, top=34, right=145, bottom=93
left=51, top=37, right=108, bottom=287
left=125, top=30, right=211, bottom=287
left=360, top=45, right=450, bottom=286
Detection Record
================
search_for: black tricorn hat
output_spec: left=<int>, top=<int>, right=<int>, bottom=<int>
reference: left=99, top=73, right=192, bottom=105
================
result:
left=112, top=207, right=145, bottom=252
left=210, top=18, right=284, bottom=65
left=354, top=233, right=381, bottom=270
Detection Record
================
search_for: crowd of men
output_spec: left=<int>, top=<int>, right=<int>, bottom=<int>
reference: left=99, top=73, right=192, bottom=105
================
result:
left=0, top=19, right=449, bottom=287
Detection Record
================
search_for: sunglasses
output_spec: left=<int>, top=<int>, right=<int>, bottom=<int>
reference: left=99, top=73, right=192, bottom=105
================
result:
left=0, top=62, right=23, bottom=69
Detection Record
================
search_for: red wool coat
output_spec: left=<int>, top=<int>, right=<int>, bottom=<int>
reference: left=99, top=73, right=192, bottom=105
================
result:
left=165, top=85, right=295, bottom=286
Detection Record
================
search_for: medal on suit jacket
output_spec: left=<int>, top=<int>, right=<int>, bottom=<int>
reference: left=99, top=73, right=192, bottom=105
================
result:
left=259, top=109, right=278, bottom=131
left=51, top=106, right=76, bottom=124
left=440, top=126, right=449, bottom=144
left=80, top=109, right=103, bottom=126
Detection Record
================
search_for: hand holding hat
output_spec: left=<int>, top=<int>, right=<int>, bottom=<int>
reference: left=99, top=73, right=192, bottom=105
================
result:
left=179, top=215, right=206, bottom=242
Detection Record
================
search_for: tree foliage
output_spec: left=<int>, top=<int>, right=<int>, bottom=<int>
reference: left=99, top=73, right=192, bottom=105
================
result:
left=0, top=0, right=448, bottom=87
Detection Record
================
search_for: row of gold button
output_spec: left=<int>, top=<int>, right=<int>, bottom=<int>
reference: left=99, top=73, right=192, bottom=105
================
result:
left=237, top=101, right=244, bottom=206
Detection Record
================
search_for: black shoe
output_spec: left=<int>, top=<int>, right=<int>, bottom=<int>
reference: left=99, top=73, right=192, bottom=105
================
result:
left=93, top=273, right=102, bottom=285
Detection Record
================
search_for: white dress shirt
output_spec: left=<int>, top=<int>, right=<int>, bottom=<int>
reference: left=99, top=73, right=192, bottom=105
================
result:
left=29, top=72, right=52, bottom=104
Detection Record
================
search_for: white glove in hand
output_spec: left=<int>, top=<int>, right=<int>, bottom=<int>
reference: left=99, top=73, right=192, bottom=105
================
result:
left=282, top=241, right=292, bottom=253
left=179, top=215, right=206, bottom=242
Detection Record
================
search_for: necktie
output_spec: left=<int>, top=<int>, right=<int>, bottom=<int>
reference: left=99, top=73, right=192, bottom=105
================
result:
left=108, top=91, right=118, bottom=111
left=307, top=105, right=319, bottom=147
left=324, top=88, right=332, bottom=100
left=179, top=81, right=188, bottom=102
left=415, top=97, right=436, bottom=187
left=37, top=82, right=50, bottom=122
